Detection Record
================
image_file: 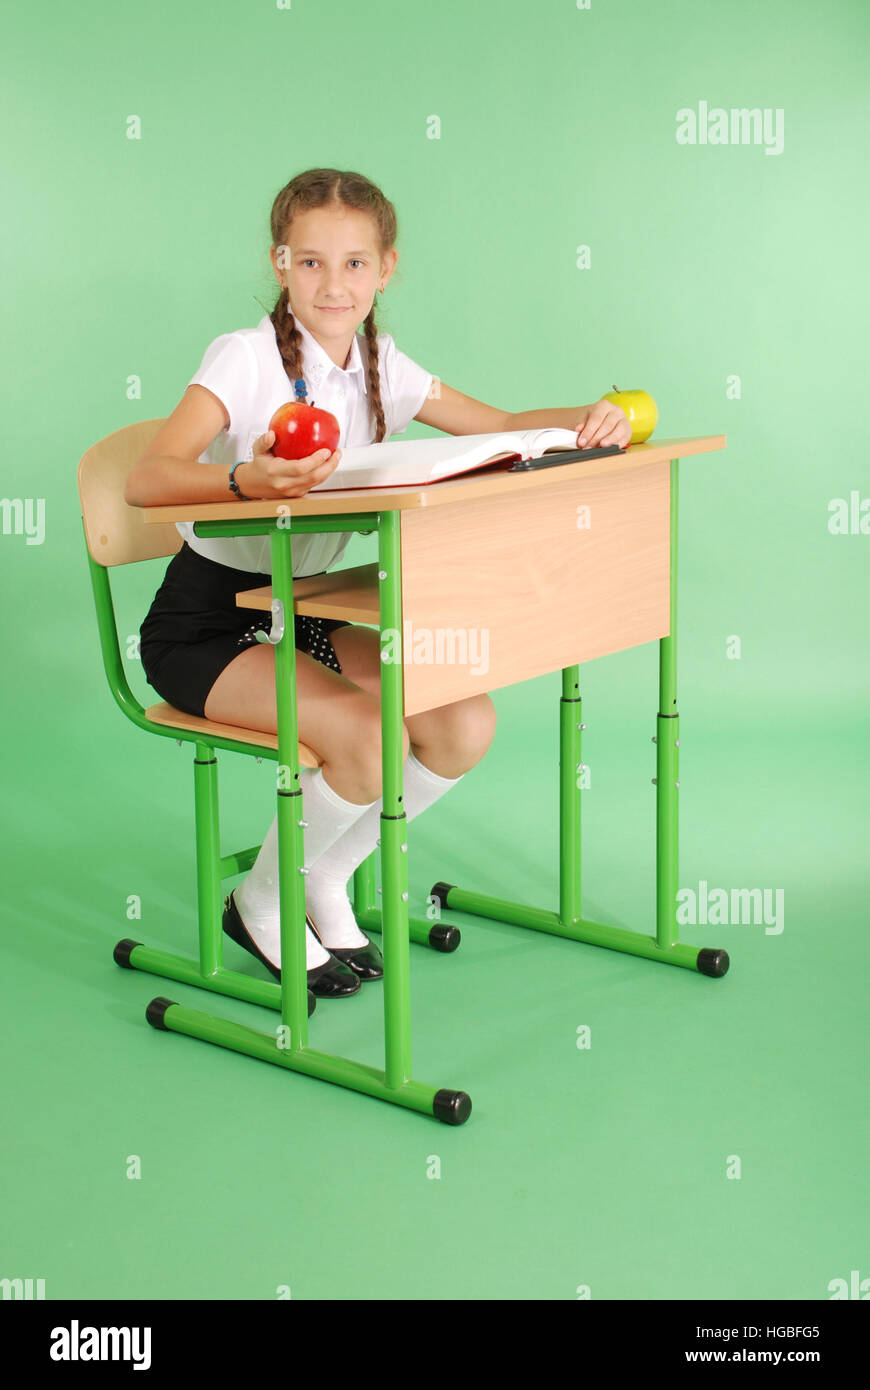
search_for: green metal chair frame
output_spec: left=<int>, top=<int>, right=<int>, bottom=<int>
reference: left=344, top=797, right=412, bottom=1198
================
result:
left=78, top=419, right=472, bottom=1125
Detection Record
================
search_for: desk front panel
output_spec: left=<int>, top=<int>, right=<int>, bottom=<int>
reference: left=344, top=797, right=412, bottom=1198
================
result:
left=399, top=458, right=670, bottom=715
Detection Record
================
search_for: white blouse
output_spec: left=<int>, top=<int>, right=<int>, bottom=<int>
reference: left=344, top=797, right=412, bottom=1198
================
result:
left=176, top=313, right=434, bottom=575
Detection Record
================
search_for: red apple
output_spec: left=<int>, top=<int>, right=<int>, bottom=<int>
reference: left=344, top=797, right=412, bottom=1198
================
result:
left=268, top=401, right=340, bottom=460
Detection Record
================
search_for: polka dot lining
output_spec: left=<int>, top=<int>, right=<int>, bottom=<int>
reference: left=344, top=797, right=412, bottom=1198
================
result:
left=236, top=614, right=342, bottom=673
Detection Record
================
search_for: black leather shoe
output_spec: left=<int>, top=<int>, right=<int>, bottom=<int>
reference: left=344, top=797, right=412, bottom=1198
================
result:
left=222, top=892, right=359, bottom=999
left=307, top=915, right=384, bottom=981
left=305, top=955, right=362, bottom=997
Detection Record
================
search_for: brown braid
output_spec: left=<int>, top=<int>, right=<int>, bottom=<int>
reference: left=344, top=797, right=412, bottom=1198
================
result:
left=267, top=169, right=398, bottom=443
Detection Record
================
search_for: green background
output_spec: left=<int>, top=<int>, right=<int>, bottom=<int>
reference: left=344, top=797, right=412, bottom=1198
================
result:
left=1, top=0, right=867, bottom=1300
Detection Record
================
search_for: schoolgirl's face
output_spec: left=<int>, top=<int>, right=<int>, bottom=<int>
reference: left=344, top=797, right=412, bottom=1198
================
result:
left=272, top=206, right=397, bottom=342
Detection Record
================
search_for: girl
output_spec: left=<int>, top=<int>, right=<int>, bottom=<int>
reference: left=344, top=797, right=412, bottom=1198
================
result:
left=128, top=168, right=631, bottom=1000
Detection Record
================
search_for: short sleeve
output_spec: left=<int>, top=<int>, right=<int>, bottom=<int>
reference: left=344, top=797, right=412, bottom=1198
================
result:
left=379, top=333, right=434, bottom=437
left=187, top=332, right=257, bottom=433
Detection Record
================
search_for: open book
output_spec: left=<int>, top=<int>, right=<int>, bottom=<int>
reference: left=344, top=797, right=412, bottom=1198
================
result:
left=307, top=428, right=625, bottom=491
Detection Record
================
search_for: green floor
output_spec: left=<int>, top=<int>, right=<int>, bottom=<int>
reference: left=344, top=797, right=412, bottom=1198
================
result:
left=3, top=647, right=866, bottom=1300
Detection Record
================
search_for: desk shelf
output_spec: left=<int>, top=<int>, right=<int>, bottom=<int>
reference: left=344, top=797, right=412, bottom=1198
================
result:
left=236, top=562, right=379, bottom=625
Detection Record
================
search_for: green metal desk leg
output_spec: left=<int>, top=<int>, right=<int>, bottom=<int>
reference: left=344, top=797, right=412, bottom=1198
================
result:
left=377, top=510, right=412, bottom=1087
left=653, top=459, right=727, bottom=974
left=428, top=458, right=730, bottom=978
left=656, top=458, right=681, bottom=951
left=559, top=667, right=583, bottom=928
left=271, top=526, right=311, bottom=1048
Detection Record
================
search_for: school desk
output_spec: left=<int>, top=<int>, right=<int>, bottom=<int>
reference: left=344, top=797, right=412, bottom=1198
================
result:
left=137, top=434, right=728, bottom=1125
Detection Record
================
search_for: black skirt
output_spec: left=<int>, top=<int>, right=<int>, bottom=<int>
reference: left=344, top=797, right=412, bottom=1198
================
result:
left=139, top=541, right=351, bottom=719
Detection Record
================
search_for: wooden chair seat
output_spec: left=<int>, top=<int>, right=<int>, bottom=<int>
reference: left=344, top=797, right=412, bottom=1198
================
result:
left=145, top=701, right=322, bottom=766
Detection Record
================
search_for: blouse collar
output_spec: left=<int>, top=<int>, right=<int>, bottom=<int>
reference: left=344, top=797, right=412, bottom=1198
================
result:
left=259, top=312, right=368, bottom=396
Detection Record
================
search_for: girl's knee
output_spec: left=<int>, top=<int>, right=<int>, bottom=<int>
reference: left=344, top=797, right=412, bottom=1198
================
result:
left=419, top=693, right=497, bottom=763
left=328, top=695, right=411, bottom=794
left=478, top=693, right=498, bottom=738
left=361, top=700, right=411, bottom=763
left=466, top=693, right=497, bottom=756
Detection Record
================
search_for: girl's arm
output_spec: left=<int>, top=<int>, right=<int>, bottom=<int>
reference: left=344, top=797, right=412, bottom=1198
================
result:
left=415, top=383, right=621, bottom=443
left=414, top=383, right=511, bottom=436
left=124, top=385, right=235, bottom=507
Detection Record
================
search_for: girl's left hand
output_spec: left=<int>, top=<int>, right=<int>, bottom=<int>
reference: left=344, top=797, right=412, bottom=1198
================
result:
left=574, top=399, right=632, bottom=449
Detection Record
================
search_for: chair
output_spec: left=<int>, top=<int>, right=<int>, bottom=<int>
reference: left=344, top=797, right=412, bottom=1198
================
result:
left=77, top=419, right=378, bottom=1020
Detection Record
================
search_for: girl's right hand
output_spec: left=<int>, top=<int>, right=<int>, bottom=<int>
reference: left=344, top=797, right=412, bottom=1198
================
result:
left=239, top=430, right=342, bottom=499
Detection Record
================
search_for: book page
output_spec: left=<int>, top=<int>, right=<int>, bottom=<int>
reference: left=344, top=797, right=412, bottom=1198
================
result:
left=308, top=427, right=581, bottom=491
left=309, top=431, right=525, bottom=490
left=514, top=427, right=581, bottom=455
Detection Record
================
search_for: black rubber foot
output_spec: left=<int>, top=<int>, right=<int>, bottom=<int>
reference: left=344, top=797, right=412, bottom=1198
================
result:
left=433, top=1089, right=472, bottom=1125
left=430, top=881, right=455, bottom=909
left=145, top=997, right=177, bottom=1030
left=307, top=990, right=316, bottom=1017
left=113, top=938, right=143, bottom=969
left=697, top=948, right=730, bottom=978
left=428, top=924, right=461, bottom=952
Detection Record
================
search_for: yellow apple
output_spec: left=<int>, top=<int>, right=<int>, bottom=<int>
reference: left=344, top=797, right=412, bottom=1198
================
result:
left=602, top=386, right=657, bottom=444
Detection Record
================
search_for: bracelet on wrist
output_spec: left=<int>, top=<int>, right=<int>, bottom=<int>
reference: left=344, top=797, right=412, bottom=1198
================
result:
left=228, top=461, right=252, bottom=501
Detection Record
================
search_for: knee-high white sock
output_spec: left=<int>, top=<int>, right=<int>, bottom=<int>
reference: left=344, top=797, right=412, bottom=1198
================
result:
left=234, top=767, right=379, bottom=970
left=305, top=748, right=464, bottom=950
